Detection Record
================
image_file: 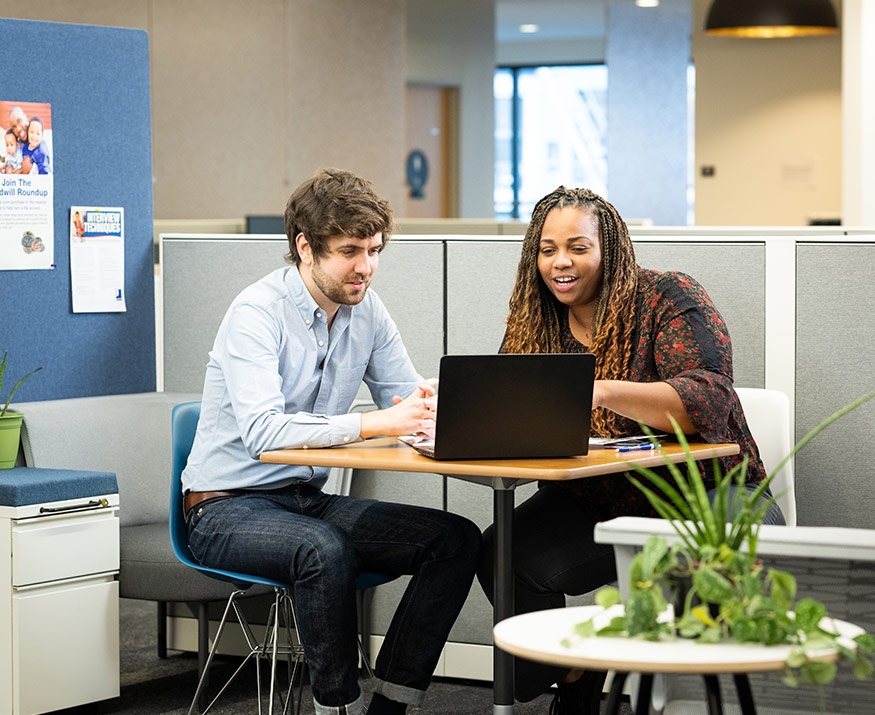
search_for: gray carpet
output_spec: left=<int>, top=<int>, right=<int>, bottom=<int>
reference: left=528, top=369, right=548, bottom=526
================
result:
left=48, top=598, right=630, bottom=714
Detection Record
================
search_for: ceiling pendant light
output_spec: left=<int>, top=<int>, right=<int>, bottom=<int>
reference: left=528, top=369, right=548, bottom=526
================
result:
left=705, top=0, right=839, bottom=38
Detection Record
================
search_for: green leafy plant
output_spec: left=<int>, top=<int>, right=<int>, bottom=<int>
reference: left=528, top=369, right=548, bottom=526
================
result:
left=0, top=350, right=42, bottom=417
left=568, top=390, right=875, bottom=688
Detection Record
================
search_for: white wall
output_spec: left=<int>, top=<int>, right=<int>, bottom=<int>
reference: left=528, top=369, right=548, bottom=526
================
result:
left=406, top=0, right=496, bottom=218
left=691, top=0, right=843, bottom=226
left=0, top=0, right=407, bottom=220
left=0, top=0, right=852, bottom=226
left=494, top=0, right=845, bottom=226
left=842, top=0, right=875, bottom=225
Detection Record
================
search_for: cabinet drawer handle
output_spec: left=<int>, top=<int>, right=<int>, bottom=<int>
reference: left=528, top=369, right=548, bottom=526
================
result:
left=39, top=498, right=111, bottom=514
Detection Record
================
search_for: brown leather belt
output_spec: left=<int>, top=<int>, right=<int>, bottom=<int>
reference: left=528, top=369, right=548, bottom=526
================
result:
left=184, top=490, right=242, bottom=515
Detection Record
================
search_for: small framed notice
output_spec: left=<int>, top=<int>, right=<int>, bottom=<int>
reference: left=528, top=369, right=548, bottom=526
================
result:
left=70, top=206, right=126, bottom=313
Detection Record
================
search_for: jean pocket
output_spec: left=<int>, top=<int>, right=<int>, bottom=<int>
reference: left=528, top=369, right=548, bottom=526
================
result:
left=187, top=495, right=234, bottom=534
left=187, top=504, right=204, bottom=529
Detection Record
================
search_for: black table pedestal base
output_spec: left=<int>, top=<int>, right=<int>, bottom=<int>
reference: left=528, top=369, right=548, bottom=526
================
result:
left=601, top=671, right=757, bottom=715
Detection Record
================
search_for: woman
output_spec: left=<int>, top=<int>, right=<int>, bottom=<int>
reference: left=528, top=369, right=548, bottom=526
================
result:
left=476, top=186, right=784, bottom=714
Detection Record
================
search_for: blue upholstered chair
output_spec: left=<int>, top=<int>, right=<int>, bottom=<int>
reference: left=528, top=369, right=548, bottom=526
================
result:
left=169, top=401, right=394, bottom=714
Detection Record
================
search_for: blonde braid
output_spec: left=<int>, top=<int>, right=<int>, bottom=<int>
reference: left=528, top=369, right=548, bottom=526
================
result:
left=502, top=186, right=639, bottom=436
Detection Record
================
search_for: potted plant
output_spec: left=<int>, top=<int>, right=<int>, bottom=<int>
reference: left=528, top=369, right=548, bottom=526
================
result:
left=0, top=350, right=42, bottom=469
left=567, top=390, right=875, bottom=689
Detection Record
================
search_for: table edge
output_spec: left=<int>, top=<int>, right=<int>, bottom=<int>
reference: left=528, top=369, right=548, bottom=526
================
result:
left=260, top=438, right=740, bottom=481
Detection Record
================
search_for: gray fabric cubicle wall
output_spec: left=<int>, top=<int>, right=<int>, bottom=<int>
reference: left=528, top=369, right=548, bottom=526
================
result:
left=444, top=240, right=766, bottom=388
left=795, top=242, right=875, bottom=530
left=162, top=235, right=766, bottom=395
left=162, top=238, right=288, bottom=393
left=633, top=242, right=766, bottom=389
left=160, top=231, right=875, bottom=672
left=161, top=235, right=443, bottom=392
left=160, top=233, right=773, bottom=653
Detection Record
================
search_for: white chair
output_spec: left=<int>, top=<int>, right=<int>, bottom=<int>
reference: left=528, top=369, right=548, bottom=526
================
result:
left=594, top=388, right=797, bottom=711
left=734, top=387, right=796, bottom=526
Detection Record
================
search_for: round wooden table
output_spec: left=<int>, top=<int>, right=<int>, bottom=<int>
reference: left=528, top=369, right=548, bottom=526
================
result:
left=493, top=605, right=863, bottom=714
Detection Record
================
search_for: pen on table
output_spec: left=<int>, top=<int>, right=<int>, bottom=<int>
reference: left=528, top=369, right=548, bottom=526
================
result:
left=615, top=443, right=658, bottom=453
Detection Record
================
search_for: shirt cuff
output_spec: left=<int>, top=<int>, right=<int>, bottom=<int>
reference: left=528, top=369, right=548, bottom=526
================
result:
left=331, top=412, right=362, bottom=445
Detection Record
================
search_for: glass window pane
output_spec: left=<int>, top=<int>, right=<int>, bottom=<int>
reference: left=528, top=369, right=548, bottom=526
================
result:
left=494, top=68, right=515, bottom=219
left=494, top=65, right=607, bottom=220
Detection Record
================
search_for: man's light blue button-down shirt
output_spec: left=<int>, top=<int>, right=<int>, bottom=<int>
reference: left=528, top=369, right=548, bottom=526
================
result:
left=182, top=265, right=422, bottom=493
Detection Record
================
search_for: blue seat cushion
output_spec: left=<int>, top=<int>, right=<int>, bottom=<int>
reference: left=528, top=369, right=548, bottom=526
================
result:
left=0, top=467, right=118, bottom=506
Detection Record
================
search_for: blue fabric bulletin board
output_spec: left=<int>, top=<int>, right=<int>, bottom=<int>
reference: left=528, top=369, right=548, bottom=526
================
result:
left=0, top=18, right=155, bottom=401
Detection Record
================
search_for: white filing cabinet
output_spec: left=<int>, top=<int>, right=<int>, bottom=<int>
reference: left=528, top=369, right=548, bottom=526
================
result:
left=0, top=469, right=120, bottom=715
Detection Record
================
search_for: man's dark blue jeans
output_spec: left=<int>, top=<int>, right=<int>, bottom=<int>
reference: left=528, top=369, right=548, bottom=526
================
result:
left=187, top=483, right=480, bottom=715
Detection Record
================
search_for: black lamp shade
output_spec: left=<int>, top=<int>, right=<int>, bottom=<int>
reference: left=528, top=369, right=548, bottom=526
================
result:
left=705, top=0, right=839, bottom=38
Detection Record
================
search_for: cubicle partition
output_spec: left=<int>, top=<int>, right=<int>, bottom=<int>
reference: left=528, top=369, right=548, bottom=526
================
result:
left=160, top=235, right=445, bottom=389
left=795, top=238, right=875, bottom=528
left=2, top=18, right=155, bottom=402
left=160, top=232, right=770, bottom=392
left=159, top=228, right=875, bottom=679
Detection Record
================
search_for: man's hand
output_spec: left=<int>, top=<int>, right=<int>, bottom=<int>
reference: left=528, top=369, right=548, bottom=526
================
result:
left=360, top=380, right=438, bottom=439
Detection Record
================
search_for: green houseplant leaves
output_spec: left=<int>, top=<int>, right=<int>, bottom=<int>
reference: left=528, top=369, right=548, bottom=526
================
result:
left=571, top=389, right=875, bottom=688
left=0, top=350, right=42, bottom=417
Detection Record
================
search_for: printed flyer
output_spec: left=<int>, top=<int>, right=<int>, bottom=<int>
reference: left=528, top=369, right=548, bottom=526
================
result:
left=0, top=100, right=54, bottom=270
left=70, top=206, right=126, bottom=313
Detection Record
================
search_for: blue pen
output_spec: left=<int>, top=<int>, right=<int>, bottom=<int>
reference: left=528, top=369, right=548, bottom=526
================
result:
left=616, top=443, right=657, bottom=453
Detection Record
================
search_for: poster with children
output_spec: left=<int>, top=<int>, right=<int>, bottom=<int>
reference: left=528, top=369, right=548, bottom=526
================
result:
left=0, top=100, right=54, bottom=270
left=70, top=206, right=126, bottom=313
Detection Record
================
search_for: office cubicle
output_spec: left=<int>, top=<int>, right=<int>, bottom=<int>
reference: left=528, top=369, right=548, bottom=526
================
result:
left=158, top=228, right=875, bottom=677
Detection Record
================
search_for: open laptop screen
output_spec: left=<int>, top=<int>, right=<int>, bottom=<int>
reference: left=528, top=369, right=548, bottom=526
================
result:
left=402, top=353, right=595, bottom=460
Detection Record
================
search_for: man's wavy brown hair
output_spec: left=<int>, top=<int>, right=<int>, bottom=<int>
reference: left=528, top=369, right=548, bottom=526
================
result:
left=503, top=186, right=639, bottom=436
left=284, top=168, right=393, bottom=265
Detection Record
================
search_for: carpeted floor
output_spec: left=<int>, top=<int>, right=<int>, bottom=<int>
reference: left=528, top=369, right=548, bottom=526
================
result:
left=49, top=598, right=630, bottom=714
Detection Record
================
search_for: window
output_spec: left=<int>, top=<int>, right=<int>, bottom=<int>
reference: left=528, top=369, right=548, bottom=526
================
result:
left=494, top=65, right=608, bottom=220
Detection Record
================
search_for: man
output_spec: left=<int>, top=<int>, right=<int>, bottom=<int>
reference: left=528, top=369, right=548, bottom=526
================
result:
left=182, top=168, right=480, bottom=715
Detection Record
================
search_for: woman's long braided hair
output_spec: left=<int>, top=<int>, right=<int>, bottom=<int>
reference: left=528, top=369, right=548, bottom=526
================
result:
left=503, top=186, right=639, bottom=437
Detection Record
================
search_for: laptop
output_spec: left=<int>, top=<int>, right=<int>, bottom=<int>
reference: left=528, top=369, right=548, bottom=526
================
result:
left=399, top=353, right=595, bottom=460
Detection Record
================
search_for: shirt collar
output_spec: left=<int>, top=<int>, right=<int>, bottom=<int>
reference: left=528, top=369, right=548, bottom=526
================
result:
left=286, top=264, right=323, bottom=329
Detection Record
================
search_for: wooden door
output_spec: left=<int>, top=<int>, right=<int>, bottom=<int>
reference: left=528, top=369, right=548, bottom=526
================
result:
left=404, top=84, right=457, bottom=218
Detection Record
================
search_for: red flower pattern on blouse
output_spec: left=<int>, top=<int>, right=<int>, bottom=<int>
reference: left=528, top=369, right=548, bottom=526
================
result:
left=548, top=268, right=766, bottom=520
